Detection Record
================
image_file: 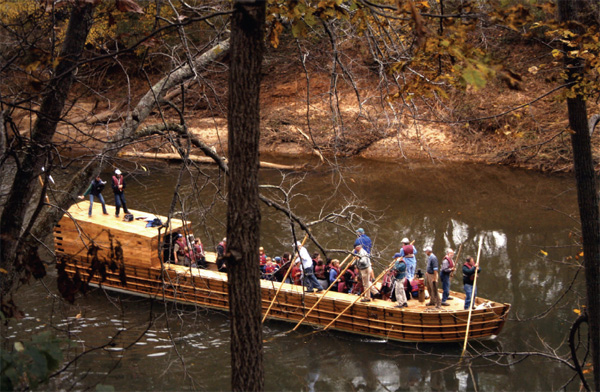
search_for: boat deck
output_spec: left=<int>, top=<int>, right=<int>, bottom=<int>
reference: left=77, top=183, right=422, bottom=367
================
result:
left=165, top=262, right=489, bottom=313
left=65, top=201, right=188, bottom=238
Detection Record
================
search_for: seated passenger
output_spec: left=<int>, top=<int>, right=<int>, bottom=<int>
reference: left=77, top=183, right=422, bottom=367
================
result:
left=291, top=264, right=302, bottom=285
left=174, top=234, right=191, bottom=266
left=328, top=259, right=340, bottom=292
left=314, top=257, right=328, bottom=290
left=192, top=238, right=207, bottom=269
left=217, top=237, right=227, bottom=272
left=265, top=259, right=277, bottom=274
left=259, top=246, right=267, bottom=266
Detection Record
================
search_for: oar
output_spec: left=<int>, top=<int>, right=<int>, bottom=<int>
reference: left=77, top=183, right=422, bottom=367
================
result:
left=262, top=234, right=309, bottom=323
left=450, top=243, right=463, bottom=279
left=321, top=257, right=397, bottom=333
left=460, top=235, right=484, bottom=360
left=290, top=253, right=356, bottom=332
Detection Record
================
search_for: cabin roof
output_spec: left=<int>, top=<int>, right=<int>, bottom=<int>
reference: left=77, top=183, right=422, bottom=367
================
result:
left=66, top=201, right=189, bottom=239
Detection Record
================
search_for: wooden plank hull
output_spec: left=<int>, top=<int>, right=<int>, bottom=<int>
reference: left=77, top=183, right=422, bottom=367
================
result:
left=54, top=202, right=511, bottom=343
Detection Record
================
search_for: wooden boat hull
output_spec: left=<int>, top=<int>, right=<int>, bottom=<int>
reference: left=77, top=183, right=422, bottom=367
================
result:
left=54, top=202, right=511, bottom=343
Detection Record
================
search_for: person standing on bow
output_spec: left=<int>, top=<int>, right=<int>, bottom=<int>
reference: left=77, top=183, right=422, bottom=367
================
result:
left=111, top=168, right=130, bottom=218
left=463, top=256, right=481, bottom=310
left=354, top=228, right=372, bottom=254
left=440, top=248, right=455, bottom=306
left=424, top=246, right=441, bottom=309
left=295, top=241, right=323, bottom=293
left=79, top=174, right=109, bottom=217
left=399, top=237, right=418, bottom=281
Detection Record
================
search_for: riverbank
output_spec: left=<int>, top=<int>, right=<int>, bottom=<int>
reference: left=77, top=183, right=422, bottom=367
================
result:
left=33, top=35, right=598, bottom=172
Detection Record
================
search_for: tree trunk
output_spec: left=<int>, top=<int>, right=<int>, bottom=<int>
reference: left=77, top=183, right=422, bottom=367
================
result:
left=0, top=2, right=94, bottom=301
left=557, top=1, right=600, bottom=389
left=226, top=1, right=266, bottom=391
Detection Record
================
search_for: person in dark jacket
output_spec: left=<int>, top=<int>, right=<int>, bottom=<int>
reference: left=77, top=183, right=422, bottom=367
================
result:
left=463, top=256, right=481, bottom=310
left=79, top=174, right=109, bottom=217
left=424, top=246, right=441, bottom=309
left=111, top=168, right=130, bottom=218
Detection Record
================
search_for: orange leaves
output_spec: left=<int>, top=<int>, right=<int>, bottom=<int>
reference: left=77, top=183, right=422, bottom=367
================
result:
left=268, top=21, right=284, bottom=48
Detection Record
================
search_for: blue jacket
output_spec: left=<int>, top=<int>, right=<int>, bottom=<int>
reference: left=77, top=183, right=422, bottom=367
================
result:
left=354, top=234, right=372, bottom=254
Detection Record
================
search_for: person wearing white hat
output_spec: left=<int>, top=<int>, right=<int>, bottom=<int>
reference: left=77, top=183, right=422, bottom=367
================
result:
left=111, top=168, right=130, bottom=217
left=399, top=237, right=418, bottom=281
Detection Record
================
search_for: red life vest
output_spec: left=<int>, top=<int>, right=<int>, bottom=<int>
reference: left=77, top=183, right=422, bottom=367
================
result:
left=444, top=256, right=454, bottom=269
left=402, top=244, right=414, bottom=256
left=176, top=238, right=189, bottom=257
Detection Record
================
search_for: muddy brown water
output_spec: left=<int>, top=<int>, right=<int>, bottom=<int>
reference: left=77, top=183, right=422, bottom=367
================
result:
left=6, top=159, right=587, bottom=391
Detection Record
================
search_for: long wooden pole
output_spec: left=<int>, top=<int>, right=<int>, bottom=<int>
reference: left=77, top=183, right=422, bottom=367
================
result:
left=321, top=257, right=397, bottom=332
left=290, top=253, right=356, bottom=332
left=262, top=234, right=308, bottom=323
left=460, top=235, right=484, bottom=359
left=451, top=243, right=463, bottom=279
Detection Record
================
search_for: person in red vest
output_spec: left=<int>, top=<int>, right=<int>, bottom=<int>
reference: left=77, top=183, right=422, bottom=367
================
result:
left=111, top=169, right=130, bottom=218
left=440, top=248, right=456, bottom=306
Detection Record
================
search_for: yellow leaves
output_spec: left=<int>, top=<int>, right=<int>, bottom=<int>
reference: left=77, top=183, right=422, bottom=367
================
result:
left=551, top=49, right=563, bottom=59
left=0, top=268, right=7, bottom=274
left=573, top=308, right=581, bottom=315
left=539, top=250, right=548, bottom=256
left=528, top=66, right=538, bottom=75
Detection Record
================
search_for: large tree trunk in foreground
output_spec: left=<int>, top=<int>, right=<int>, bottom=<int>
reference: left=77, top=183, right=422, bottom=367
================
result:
left=226, top=1, right=266, bottom=390
left=0, top=2, right=94, bottom=303
left=558, top=1, right=600, bottom=390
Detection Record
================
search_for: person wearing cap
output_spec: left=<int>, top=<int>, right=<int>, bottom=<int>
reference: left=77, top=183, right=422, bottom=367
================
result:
left=79, top=174, right=109, bottom=217
left=440, top=248, right=456, bottom=306
left=424, top=246, right=441, bottom=309
left=353, top=228, right=372, bottom=254
left=111, top=169, right=130, bottom=218
left=393, top=252, right=408, bottom=308
left=353, top=244, right=377, bottom=302
left=399, top=237, right=418, bottom=281
left=294, top=241, right=323, bottom=293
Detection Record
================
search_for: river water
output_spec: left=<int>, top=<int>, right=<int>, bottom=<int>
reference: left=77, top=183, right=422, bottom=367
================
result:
left=6, top=159, right=587, bottom=391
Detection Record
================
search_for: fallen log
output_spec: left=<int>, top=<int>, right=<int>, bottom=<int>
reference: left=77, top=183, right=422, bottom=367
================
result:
left=119, top=151, right=306, bottom=170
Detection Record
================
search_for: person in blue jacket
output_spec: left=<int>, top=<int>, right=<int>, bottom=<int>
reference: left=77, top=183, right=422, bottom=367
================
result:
left=353, top=228, right=372, bottom=254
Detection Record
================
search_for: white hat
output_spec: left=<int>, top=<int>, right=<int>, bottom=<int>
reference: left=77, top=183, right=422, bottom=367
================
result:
left=115, top=169, right=122, bottom=175
left=401, top=237, right=409, bottom=244
left=424, top=246, right=432, bottom=252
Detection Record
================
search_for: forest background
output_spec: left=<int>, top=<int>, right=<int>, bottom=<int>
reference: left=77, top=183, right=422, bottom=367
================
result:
left=0, top=0, right=598, bottom=391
